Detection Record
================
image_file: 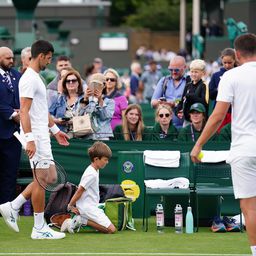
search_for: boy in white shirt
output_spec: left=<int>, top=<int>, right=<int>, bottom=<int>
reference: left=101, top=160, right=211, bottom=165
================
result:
left=63, top=141, right=116, bottom=234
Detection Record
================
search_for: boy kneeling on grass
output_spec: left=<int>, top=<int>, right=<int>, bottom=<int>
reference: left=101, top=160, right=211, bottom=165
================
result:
left=61, top=141, right=116, bottom=234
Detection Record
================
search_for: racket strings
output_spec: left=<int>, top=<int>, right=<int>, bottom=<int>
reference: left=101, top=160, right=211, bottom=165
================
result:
left=34, top=159, right=67, bottom=192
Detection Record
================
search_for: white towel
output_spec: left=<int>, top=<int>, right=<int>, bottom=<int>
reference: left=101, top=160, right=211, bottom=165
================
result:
left=200, top=150, right=230, bottom=163
left=144, top=150, right=180, bottom=167
left=144, top=178, right=189, bottom=189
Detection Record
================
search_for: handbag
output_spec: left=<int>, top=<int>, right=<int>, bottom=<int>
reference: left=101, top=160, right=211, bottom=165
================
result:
left=72, top=114, right=93, bottom=137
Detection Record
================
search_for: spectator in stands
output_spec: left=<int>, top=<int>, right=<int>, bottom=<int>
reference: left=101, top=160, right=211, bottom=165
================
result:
left=178, top=103, right=216, bottom=142
left=113, top=104, right=150, bottom=141
left=47, top=56, right=72, bottom=106
left=151, top=56, right=187, bottom=129
left=129, top=62, right=142, bottom=103
left=103, top=68, right=128, bottom=130
left=79, top=73, right=114, bottom=140
left=176, top=59, right=208, bottom=126
left=209, top=48, right=236, bottom=132
left=140, top=59, right=163, bottom=103
left=93, top=57, right=107, bottom=73
left=150, top=104, right=177, bottom=141
left=49, top=69, right=84, bottom=138
left=19, top=47, right=31, bottom=74
left=209, top=48, right=236, bottom=102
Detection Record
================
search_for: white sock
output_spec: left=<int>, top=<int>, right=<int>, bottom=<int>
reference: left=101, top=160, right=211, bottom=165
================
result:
left=251, top=246, right=256, bottom=256
left=11, top=194, right=27, bottom=211
left=34, top=212, right=45, bottom=230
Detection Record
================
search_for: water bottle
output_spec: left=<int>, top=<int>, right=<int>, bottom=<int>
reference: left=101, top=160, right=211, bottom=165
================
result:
left=156, top=204, right=164, bottom=233
left=23, top=199, right=32, bottom=216
left=185, top=206, right=194, bottom=234
left=174, top=204, right=183, bottom=233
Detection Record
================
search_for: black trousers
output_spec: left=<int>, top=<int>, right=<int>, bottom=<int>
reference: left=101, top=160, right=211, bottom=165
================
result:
left=0, top=136, right=22, bottom=204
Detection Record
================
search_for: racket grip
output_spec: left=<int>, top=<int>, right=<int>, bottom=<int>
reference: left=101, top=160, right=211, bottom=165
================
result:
left=13, top=131, right=27, bottom=149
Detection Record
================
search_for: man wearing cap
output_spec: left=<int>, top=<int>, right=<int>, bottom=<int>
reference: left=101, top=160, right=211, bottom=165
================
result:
left=140, top=59, right=162, bottom=103
left=79, top=73, right=114, bottom=140
left=178, top=103, right=217, bottom=142
left=151, top=56, right=188, bottom=129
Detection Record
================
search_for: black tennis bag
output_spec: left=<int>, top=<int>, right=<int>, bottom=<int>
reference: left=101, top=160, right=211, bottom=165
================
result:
left=45, top=182, right=77, bottom=223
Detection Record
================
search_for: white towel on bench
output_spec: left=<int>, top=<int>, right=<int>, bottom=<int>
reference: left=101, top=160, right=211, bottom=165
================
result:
left=144, top=177, right=189, bottom=189
left=200, top=150, right=230, bottom=163
left=143, top=150, right=180, bottom=167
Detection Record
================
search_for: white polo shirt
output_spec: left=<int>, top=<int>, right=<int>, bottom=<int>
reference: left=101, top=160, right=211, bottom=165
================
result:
left=217, top=61, right=256, bottom=158
left=19, top=67, right=49, bottom=135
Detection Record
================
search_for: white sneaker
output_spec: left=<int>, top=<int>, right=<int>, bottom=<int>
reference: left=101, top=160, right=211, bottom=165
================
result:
left=60, top=215, right=82, bottom=233
left=0, top=202, right=19, bottom=232
left=31, top=223, right=66, bottom=239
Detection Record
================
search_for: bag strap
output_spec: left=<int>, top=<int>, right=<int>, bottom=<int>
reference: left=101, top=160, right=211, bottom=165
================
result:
left=162, top=75, right=171, bottom=97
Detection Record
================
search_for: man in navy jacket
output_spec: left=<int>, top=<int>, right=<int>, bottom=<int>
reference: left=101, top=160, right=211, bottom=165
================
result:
left=0, top=47, right=22, bottom=204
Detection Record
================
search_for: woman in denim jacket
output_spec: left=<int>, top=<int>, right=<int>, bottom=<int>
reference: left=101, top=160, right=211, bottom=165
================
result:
left=79, top=73, right=115, bottom=140
left=49, top=69, right=84, bottom=137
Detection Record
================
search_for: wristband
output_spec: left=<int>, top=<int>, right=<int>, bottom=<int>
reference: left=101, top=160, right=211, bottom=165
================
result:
left=49, top=124, right=60, bottom=135
left=24, top=132, right=34, bottom=142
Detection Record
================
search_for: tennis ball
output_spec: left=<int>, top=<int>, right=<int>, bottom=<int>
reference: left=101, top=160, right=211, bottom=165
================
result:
left=198, top=151, right=204, bottom=160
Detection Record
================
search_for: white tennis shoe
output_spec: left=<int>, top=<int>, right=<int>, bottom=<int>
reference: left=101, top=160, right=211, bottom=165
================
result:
left=0, top=202, right=19, bottom=232
left=31, top=223, right=66, bottom=239
left=60, top=215, right=82, bottom=233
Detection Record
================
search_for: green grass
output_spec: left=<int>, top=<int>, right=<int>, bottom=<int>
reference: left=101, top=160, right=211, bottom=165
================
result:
left=0, top=217, right=251, bottom=255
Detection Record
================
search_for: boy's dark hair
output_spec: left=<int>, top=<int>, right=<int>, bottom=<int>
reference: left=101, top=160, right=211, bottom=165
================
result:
left=31, top=40, right=54, bottom=58
left=57, top=55, right=70, bottom=62
left=234, top=33, right=256, bottom=57
left=88, top=141, right=112, bottom=161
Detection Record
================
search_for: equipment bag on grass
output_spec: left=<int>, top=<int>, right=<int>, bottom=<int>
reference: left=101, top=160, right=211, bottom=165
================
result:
left=104, top=197, right=135, bottom=231
left=45, top=182, right=77, bottom=224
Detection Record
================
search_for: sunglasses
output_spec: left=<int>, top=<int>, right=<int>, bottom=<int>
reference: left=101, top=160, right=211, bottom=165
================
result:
left=106, top=78, right=116, bottom=82
left=159, top=113, right=170, bottom=118
left=168, top=68, right=181, bottom=73
left=66, top=79, right=78, bottom=84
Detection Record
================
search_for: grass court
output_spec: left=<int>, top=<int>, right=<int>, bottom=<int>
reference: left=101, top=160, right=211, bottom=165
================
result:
left=0, top=216, right=251, bottom=256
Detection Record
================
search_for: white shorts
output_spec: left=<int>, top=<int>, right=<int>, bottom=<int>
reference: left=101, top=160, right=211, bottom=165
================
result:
left=228, top=156, right=256, bottom=199
left=29, top=134, right=53, bottom=168
left=78, top=205, right=111, bottom=228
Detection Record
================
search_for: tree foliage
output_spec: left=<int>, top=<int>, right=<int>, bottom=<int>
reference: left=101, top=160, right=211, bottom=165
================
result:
left=109, top=0, right=192, bottom=31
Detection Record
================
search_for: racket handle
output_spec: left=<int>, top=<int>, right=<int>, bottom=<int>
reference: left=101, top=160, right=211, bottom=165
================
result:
left=13, top=131, right=27, bottom=149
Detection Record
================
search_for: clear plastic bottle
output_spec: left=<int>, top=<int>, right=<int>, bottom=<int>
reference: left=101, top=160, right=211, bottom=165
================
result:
left=174, top=204, right=183, bottom=233
left=156, top=204, right=164, bottom=233
left=185, top=206, right=194, bottom=234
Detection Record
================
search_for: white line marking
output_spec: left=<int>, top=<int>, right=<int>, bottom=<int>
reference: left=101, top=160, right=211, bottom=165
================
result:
left=0, top=253, right=251, bottom=256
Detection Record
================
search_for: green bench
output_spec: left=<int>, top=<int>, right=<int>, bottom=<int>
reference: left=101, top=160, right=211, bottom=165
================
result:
left=193, top=161, right=242, bottom=231
left=142, top=152, right=193, bottom=231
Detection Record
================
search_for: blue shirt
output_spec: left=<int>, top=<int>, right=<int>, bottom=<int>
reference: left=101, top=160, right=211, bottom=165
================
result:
left=151, top=76, right=186, bottom=102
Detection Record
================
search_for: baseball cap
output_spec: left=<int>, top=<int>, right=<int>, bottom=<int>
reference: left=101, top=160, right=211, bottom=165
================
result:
left=88, top=73, right=106, bottom=88
left=189, top=103, right=206, bottom=113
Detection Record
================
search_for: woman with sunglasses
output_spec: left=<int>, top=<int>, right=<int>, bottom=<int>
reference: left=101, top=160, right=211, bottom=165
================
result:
left=150, top=105, right=178, bottom=141
left=103, top=68, right=128, bottom=130
left=49, top=69, right=84, bottom=137
left=113, top=104, right=150, bottom=141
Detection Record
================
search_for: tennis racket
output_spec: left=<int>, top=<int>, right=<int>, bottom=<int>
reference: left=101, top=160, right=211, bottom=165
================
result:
left=33, top=159, right=67, bottom=192
left=14, top=131, right=67, bottom=192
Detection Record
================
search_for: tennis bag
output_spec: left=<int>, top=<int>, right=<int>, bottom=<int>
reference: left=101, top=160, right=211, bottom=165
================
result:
left=104, top=197, right=135, bottom=231
left=45, top=182, right=77, bottom=224
left=99, top=184, right=125, bottom=203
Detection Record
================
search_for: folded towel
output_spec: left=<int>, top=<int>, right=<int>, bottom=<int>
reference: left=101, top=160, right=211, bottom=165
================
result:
left=144, top=177, right=189, bottom=189
left=200, top=150, right=230, bottom=163
left=144, top=150, right=180, bottom=167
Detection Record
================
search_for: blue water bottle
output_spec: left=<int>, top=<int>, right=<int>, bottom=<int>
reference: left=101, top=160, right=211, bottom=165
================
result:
left=185, top=206, right=194, bottom=234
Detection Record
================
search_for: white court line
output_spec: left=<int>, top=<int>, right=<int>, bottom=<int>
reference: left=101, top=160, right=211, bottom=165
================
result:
left=0, top=253, right=251, bottom=256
